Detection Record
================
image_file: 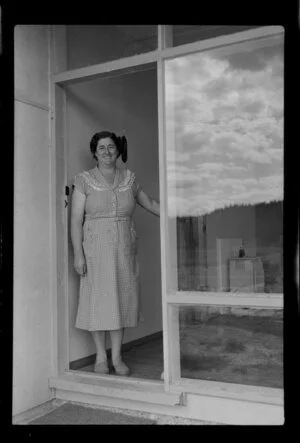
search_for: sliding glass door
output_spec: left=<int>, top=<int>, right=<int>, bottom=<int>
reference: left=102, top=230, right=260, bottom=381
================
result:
left=162, top=29, right=284, bottom=389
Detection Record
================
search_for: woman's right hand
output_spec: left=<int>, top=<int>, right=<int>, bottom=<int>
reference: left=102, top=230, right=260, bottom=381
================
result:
left=74, top=253, right=87, bottom=276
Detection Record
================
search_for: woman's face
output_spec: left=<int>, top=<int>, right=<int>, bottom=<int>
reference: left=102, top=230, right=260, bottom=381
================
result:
left=95, top=137, right=118, bottom=166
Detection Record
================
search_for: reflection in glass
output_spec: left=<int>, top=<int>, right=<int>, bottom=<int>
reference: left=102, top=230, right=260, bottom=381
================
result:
left=179, top=305, right=283, bottom=388
left=165, top=33, right=284, bottom=294
left=171, top=26, right=261, bottom=47
left=66, top=25, right=157, bottom=71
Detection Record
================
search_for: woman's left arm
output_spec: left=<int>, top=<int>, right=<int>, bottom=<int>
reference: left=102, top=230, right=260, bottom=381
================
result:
left=136, top=190, right=160, bottom=216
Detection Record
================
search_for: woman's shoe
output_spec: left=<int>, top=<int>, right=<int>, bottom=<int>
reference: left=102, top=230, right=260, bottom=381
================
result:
left=94, top=361, right=109, bottom=374
left=113, top=360, right=130, bottom=376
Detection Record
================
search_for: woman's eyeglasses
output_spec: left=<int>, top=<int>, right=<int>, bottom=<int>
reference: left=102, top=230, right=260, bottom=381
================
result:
left=97, top=145, right=117, bottom=153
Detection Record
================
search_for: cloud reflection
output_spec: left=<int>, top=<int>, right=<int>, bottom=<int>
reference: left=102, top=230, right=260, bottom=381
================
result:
left=166, top=34, right=284, bottom=217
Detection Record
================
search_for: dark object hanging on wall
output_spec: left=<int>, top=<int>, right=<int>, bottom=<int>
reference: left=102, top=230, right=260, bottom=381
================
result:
left=238, top=245, right=245, bottom=258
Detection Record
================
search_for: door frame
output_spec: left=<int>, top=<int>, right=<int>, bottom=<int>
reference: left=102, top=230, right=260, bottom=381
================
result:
left=50, top=25, right=284, bottom=404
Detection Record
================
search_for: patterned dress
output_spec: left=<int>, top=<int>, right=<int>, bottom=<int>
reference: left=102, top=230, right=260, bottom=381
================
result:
left=73, top=166, right=142, bottom=331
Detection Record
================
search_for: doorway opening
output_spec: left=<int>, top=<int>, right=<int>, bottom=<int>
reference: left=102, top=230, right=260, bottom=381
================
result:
left=65, top=63, right=164, bottom=380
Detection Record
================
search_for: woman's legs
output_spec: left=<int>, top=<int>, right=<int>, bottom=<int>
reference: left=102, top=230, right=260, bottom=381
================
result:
left=91, top=331, right=107, bottom=363
left=109, top=328, right=130, bottom=375
left=92, top=328, right=129, bottom=375
left=109, top=328, right=124, bottom=365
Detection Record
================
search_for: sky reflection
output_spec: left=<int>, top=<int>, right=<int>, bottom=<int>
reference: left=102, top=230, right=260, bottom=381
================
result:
left=165, top=34, right=284, bottom=217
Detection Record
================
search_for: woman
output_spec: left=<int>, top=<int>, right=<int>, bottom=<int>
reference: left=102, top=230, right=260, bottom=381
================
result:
left=71, top=131, right=160, bottom=376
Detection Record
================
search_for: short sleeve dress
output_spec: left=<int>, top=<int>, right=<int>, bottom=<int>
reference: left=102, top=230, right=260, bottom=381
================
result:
left=73, top=166, right=142, bottom=331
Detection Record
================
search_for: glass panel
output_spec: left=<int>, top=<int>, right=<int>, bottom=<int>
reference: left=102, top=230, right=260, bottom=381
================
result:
left=66, top=25, right=157, bottom=70
left=164, top=33, right=284, bottom=294
left=179, top=305, right=283, bottom=388
left=171, top=25, right=262, bottom=47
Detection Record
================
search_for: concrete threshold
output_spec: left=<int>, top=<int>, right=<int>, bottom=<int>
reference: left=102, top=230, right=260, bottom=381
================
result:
left=49, top=371, right=184, bottom=407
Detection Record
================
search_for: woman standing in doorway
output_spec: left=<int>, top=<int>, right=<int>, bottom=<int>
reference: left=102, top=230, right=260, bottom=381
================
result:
left=71, top=131, right=160, bottom=376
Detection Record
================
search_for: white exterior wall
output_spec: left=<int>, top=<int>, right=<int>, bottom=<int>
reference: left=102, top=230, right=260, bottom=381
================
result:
left=13, top=25, right=54, bottom=415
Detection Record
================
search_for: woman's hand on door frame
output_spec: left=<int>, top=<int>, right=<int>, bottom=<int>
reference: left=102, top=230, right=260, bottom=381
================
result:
left=136, top=189, right=160, bottom=217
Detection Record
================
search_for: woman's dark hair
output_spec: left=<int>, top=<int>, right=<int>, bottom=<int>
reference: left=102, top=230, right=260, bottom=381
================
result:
left=90, top=131, right=128, bottom=163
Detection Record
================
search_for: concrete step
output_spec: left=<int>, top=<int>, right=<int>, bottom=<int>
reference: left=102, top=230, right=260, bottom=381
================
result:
left=49, top=371, right=185, bottom=406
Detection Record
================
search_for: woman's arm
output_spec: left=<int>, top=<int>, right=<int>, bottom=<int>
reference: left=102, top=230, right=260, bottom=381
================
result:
left=71, top=188, right=87, bottom=275
left=136, top=189, right=160, bottom=216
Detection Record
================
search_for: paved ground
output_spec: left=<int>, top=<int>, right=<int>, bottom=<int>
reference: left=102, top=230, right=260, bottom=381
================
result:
left=29, top=403, right=157, bottom=425
left=27, top=401, right=215, bottom=425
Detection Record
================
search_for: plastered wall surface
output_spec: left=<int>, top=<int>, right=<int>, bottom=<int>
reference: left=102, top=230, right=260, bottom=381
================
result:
left=13, top=26, right=53, bottom=415
left=14, top=26, right=49, bottom=107
left=66, top=68, right=162, bottom=362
